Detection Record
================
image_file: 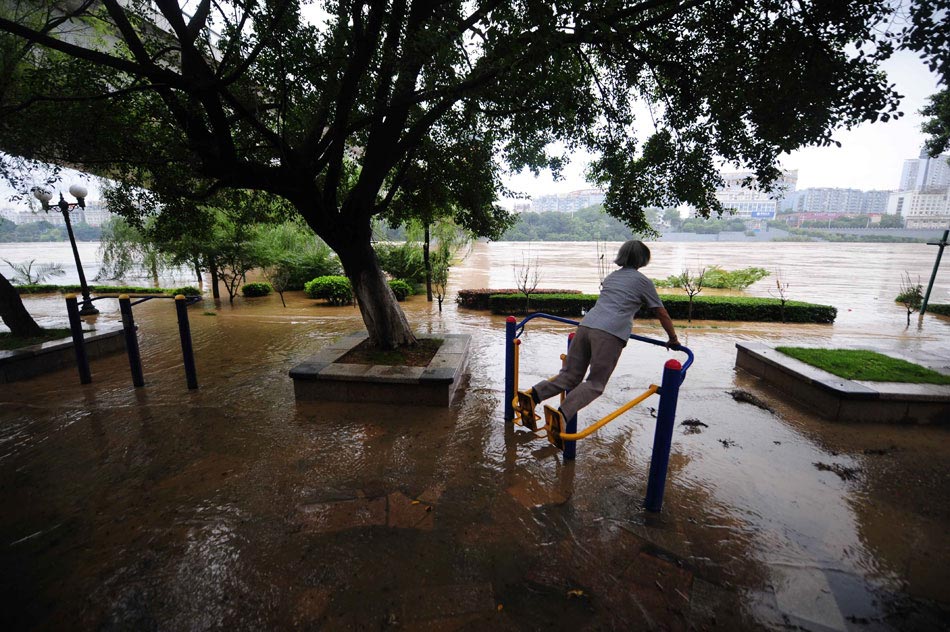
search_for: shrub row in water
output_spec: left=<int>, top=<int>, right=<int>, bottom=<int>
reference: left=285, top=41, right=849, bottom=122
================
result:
left=487, top=293, right=837, bottom=323
left=456, top=288, right=582, bottom=310
left=14, top=284, right=201, bottom=296
left=928, top=303, right=950, bottom=317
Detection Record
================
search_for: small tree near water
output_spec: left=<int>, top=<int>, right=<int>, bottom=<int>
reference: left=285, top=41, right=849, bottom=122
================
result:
left=674, top=267, right=706, bottom=322
left=769, top=270, right=791, bottom=322
left=514, top=255, right=542, bottom=314
left=897, top=272, right=923, bottom=327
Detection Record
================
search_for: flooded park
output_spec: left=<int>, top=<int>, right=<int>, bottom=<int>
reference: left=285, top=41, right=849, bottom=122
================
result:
left=1, top=240, right=949, bottom=630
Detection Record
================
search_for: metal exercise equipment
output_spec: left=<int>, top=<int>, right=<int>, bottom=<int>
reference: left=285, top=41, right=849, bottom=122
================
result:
left=504, top=313, right=695, bottom=512
left=65, top=293, right=200, bottom=389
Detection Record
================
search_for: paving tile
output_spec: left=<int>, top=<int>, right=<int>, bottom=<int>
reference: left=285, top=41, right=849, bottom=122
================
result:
left=320, top=363, right=373, bottom=378
left=398, top=582, right=496, bottom=622
left=417, top=484, right=445, bottom=505
left=387, top=491, right=434, bottom=530
left=364, top=365, right=424, bottom=381
left=771, top=566, right=847, bottom=632
left=293, top=587, right=333, bottom=625
left=297, top=497, right=387, bottom=533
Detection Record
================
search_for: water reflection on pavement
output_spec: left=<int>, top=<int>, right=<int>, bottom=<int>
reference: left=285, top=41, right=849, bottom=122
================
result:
left=1, top=286, right=948, bottom=630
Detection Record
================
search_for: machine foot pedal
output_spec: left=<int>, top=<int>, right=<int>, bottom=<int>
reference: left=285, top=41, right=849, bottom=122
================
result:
left=514, top=390, right=540, bottom=431
left=543, top=405, right=565, bottom=451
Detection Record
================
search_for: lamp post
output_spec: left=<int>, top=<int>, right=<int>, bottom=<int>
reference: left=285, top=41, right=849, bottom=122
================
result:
left=33, top=184, right=99, bottom=316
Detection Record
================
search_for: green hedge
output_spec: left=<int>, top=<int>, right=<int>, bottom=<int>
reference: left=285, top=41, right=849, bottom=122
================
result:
left=928, top=303, right=950, bottom=317
left=15, top=284, right=185, bottom=295
left=489, top=293, right=837, bottom=323
left=457, top=288, right=582, bottom=310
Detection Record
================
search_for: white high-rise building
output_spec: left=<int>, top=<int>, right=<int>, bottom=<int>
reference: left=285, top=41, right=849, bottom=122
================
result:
left=888, top=149, right=950, bottom=228
left=714, top=170, right=798, bottom=220
left=529, top=188, right=605, bottom=213
left=898, top=149, right=950, bottom=191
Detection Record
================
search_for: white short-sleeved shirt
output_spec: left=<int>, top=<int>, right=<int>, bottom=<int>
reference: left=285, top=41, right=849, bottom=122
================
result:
left=581, top=267, right=664, bottom=342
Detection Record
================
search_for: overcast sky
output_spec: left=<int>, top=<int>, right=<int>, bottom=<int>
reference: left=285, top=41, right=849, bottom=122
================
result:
left=504, top=51, right=941, bottom=201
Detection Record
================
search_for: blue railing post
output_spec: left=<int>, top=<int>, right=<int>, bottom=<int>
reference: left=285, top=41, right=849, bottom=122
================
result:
left=118, top=294, right=145, bottom=387
left=563, top=331, right=578, bottom=460
left=175, top=295, right=198, bottom=390
left=65, top=294, right=91, bottom=384
left=504, top=316, right=516, bottom=423
left=644, top=358, right=683, bottom=512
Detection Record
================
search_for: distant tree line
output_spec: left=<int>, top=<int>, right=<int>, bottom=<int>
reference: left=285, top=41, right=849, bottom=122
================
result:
left=501, top=206, right=642, bottom=241
left=0, top=217, right=101, bottom=242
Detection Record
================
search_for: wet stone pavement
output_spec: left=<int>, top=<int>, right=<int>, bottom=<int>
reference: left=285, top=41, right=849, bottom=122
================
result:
left=1, top=291, right=949, bottom=630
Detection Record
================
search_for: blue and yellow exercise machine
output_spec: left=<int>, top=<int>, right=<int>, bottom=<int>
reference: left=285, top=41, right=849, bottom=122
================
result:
left=504, top=313, right=694, bottom=512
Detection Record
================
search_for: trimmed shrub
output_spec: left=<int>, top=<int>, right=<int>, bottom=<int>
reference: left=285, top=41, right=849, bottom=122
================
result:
left=305, top=275, right=353, bottom=305
left=388, top=279, right=414, bottom=301
left=457, top=288, right=582, bottom=310
left=284, top=251, right=343, bottom=290
left=489, top=293, right=836, bottom=323
left=169, top=286, right=202, bottom=297
left=241, top=282, right=272, bottom=297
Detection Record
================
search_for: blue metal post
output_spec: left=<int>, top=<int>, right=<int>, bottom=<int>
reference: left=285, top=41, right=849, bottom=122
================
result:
left=175, top=295, right=198, bottom=389
left=644, top=359, right=683, bottom=512
left=118, top=295, right=145, bottom=387
left=504, top=316, right=516, bottom=423
left=65, top=294, right=91, bottom=384
left=563, top=331, right=578, bottom=460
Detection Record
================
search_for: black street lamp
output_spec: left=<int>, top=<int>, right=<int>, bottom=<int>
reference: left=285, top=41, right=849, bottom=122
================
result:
left=33, top=184, right=100, bottom=316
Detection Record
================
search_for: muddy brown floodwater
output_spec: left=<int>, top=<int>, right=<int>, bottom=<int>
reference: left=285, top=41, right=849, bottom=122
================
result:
left=1, top=240, right=949, bottom=630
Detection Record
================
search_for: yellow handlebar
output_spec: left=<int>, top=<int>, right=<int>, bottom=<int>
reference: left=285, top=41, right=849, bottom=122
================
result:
left=559, top=384, right=659, bottom=440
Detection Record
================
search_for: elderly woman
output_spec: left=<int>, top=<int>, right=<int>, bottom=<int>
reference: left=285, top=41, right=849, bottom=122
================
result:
left=522, top=239, right=679, bottom=428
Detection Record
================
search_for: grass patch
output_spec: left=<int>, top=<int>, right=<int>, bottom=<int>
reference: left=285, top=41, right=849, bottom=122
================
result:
left=776, top=347, right=950, bottom=384
left=337, top=337, right=443, bottom=366
left=0, top=328, right=72, bottom=350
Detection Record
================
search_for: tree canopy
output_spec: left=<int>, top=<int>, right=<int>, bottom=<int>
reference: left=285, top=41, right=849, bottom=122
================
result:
left=0, top=0, right=945, bottom=346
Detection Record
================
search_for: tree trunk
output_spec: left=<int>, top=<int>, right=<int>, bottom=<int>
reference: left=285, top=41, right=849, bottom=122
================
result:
left=210, top=263, right=220, bottom=299
left=194, top=259, right=203, bottom=288
left=339, top=240, right=417, bottom=349
left=424, top=223, right=433, bottom=302
left=0, top=272, right=43, bottom=337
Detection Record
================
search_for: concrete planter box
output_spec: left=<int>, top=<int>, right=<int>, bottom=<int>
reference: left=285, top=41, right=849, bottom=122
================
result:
left=735, top=342, right=950, bottom=424
left=290, top=333, right=471, bottom=407
left=0, top=324, right=126, bottom=383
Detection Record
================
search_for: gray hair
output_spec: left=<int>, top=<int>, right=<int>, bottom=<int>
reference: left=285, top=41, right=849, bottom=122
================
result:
left=614, top=240, right=651, bottom=268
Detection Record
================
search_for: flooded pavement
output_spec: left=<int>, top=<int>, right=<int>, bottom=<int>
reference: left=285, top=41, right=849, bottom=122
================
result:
left=2, top=241, right=950, bottom=630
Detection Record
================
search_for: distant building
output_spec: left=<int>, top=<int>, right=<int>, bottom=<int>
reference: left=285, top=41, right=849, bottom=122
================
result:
left=529, top=188, right=605, bottom=213
left=861, top=190, right=890, bottom=214
left=899, top=149, right=950, bottom=191
left=888, top=149, right=950, bottom=228
left=889, top=188, right=950, bottom=229
left=3, top=200, right=112, bottom=227
left=791, top=187, right=892, bottom=214
left=714, top=170, right=798, bottom=220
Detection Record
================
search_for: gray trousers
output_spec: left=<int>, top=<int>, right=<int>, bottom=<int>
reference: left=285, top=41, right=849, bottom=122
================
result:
left=531, top=325, right=626, bottom=420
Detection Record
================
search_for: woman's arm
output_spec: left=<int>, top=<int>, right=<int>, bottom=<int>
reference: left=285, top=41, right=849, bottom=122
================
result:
left=654, top=307, right=679, bottom=349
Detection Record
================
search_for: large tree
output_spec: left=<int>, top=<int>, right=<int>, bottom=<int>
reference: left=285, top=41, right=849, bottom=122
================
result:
left=0, top=1, right=937, bottom=347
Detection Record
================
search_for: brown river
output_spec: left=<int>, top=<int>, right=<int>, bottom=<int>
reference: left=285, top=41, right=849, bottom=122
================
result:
left=1, top=240, right=948, bottom=630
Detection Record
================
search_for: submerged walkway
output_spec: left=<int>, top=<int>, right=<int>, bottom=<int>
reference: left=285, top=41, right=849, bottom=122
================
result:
left=1, top=293, right=948, bottom=630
